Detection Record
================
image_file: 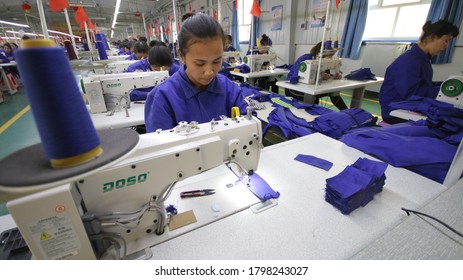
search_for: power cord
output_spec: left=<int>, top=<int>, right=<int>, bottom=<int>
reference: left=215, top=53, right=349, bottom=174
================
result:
left=401, top=208, right=463, bottom=238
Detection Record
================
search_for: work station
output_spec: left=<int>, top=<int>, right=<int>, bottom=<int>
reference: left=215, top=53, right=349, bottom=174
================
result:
left=0, top=0, right=462, bottom=266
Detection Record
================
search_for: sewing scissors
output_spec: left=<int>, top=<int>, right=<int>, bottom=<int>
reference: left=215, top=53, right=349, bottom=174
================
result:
left=180, top=189, right=215, bottom=198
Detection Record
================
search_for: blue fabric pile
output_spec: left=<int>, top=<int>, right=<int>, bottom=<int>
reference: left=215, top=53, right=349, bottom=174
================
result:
left=389, top=96, right=463, bottom=145
left=344, top=68, right=377, bottom=81
left=310, top=108, right=378, bottom=139
left=340, top=125, right=457, bottom=183
left=325, top=158, right=388, bottom=215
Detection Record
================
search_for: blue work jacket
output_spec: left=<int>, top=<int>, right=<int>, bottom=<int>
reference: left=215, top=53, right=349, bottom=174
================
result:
left=145, top=65, right=250, bottom=132
left=286, top=53, right=314, bottom=84
left=379, top=44, right=439, bottom=119
left=124, top=58, right=151, bottom=72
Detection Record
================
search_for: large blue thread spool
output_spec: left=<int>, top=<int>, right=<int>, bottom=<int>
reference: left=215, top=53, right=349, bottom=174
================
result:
left=15, top=39, right=103, bottom=168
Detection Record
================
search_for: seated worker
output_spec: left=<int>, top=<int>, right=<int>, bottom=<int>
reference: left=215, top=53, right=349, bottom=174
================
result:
left=145, top=13, right=253, bottom=132
left=285, top=42, right=348, bottom=111
left=224, top=35, right=236, bottom=51
left=379, top=19, right=460, bottom=124
left=246, top=34, right=272, bottom=55
left=1, top=43, right=14, bottom=62
left=118, top=40, right=131, bottom=55
left=124, top=45, right=177, bottom=101
left=126, top=41, right=149, bottom=60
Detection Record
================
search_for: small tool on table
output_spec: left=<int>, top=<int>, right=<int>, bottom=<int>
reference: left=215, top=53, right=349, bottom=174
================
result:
left=180, top=189, right=215, bottom=198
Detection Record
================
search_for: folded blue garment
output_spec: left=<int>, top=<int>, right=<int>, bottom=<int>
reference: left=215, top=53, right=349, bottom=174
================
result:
left=325, top=158, right=388, bottom=215
left=247, top=172, right=280, bottom=201
left=345, top=68, right=377, bottom=81
left=294, top=154, right=333, bottom=171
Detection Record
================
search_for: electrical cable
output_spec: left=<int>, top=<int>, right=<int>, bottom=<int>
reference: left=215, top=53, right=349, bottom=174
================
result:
left=401, top=207, right=463, bottom=238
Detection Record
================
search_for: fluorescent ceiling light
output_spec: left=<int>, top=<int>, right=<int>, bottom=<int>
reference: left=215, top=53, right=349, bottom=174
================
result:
left=6, top=30, right=58, bottom=39
left=68, top=2, right=96, bottom=7
left=0, top=20, right=30, bottom=28
left=112, top=0, right=122, bottom=29
left=48, top=29, right=82, bottom=39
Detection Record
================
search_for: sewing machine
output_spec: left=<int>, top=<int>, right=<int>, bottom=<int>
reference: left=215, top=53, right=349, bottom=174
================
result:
left=298, top=58, right=342, bottom=84
left=6, top=115, right=263, bottom=260
left=222, top=51, right=241, bottom=63
left=243, top=53, right=277, bottom=72
left=436, top=75, right=463, bottom=109
left=82, top=71, right=169, bottom=114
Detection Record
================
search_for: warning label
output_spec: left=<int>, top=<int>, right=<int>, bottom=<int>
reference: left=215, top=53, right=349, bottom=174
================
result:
left=28, top=213, right=81, bottom=260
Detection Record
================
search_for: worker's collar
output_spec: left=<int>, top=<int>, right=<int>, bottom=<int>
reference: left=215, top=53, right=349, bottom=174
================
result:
left=178, top=65, right=222, bottom=99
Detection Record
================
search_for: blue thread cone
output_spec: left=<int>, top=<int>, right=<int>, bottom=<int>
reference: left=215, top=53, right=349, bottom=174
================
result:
left=96, top=41, right=108, bottom=60
left=15, top=40, right=101, bottom=166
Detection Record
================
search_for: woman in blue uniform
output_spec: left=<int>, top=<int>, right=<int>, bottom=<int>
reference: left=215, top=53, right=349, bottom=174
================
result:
left=285, top=42, right=348, bottom=111
left=125, top=45, right=177, bottom=74
left=144, top=12, right=251, bottom=132
left=125, top=41, right=149, bottom=60
left=379, top=20, right=459, bottom=124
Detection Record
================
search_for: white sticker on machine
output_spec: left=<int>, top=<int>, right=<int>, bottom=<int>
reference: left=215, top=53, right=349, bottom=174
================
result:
left=28, top=213, right=81, bottom=260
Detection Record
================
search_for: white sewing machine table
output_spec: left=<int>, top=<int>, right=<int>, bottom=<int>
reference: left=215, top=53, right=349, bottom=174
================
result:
left=0, top=133, right=448, bottom=259
left=276, top=77, right=384, bottom=108
left=147, top=132, right=445, bottom=259
left=230, top=69, right=290, bottom=85
left=88, top=102, right=145, bottom=130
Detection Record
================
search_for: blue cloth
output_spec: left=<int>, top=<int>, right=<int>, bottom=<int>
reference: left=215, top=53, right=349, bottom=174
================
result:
left=310, top=108, right=377, bottom=139
left=247, top=172, right=280, bottom=201
left=130, top=87, right=153, bottom=101
left=145, top=65, right=252, bottom=132
left=124, top=59, right=151, bottom=72
left=125, top=53, right=137, bottom=60
left=379, top=44, right=440, bottom=120
left=340, top=128, right=457, bottom=183
left=325, top=158, right=387, bottom=215
left=170, top=59, right=181, bottom=76
left=287, top=54, right=313, bottom=84
left=234, top=64, right=250, bottom=73
left=389, top=96, right=463, bottom=144
left=344, top=68, right=376, bottom=81
left=262, top=107, right=315, bottom=139
left=0, top=52, right=10, bottom=63
left=294, top=154, right=333, bottom=171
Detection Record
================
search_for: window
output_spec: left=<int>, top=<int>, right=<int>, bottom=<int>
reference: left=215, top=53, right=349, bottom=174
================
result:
left=363, top=0, right=431, bottom=41
left=237, top=0, right=253, bottom=43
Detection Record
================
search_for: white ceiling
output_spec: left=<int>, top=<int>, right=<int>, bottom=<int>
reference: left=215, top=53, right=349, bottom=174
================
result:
left=0, top=0, right=183, bottom=40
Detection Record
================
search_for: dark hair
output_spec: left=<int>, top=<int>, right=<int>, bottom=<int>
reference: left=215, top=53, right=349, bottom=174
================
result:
left=138, top=36, right=148, bottom=43
left=310, top=42, right=322, bottom=56
left=134, top=41, right=149, bottom=53
left=420, top=20, right=460, bottom=42
left=3, top=43, right=12, bottom=50
left=260, top=34, right=272, bottom=46
left=148, top=45, right=173, bottom=67
left=226, top=34, right=232, bottom=41
left=178, top=12, right=225, bottom=57
left=181, top=12, right=195, bottom=22
left=149, top=40, right=167, bottom=47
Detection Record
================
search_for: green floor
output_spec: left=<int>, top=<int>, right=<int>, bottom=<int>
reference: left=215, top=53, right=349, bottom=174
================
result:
left=0, top=87, right=381, bottom=216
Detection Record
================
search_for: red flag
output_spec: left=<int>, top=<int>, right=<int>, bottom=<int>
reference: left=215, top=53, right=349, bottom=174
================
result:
left=147, top=24, right=151, bottom=37
left=79, top=21, right=85, bottom=30
left=336, top=0, right=341, bottom=9
left=189, top=4, right=192, bottom=12
left=250, top=0, right=261, bottom=18
left=87, top=20, right=95, bottom=29
left=213, top=9, right=218, bottom=20
left=75, top=7, right=89, bottom=24
left=235, top=0, right=238, bottom=11
left=49, top=0, right=69, bottom=12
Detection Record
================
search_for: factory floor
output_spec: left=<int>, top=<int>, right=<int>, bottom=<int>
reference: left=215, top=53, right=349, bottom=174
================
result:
left=0, top=87, right=382, bottom=216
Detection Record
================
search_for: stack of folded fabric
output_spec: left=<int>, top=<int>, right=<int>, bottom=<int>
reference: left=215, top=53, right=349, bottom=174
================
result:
left=325, top=158, right=388, bottom=215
